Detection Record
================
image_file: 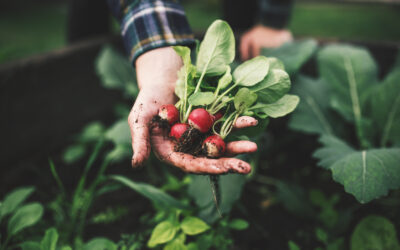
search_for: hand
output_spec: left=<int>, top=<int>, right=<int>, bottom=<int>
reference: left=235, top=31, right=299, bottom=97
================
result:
left=128, top=47, right=181, bottom=167
left=240, top=25, right=293, bottom=61
left=150, top=116, right=258, bottom=174
left=128, top=47, right=258, bottom=174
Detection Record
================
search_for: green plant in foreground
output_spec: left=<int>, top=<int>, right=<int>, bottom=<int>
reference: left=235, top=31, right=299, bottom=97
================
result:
left=0, top=187, right=43, bottom=250
left=289, top=45, right=400, bottom=203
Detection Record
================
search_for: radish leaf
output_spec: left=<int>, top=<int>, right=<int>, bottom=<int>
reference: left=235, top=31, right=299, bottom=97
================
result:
left=250, top=69, right=291, bottom=103
left=233, top=56, right=269, bottom=86
left=196, top=20, right=235, bottom=76
left=188, top=92, right=216, bottom=106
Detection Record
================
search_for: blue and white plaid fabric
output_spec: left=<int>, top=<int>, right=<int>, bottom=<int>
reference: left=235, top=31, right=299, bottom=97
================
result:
left=108, top=0, right=195, bottom=64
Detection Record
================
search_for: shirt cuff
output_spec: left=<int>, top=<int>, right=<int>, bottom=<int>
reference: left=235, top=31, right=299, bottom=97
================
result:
left=120, top=0, right=196, bottom=64
left=257, top=0, right=292, bottom=29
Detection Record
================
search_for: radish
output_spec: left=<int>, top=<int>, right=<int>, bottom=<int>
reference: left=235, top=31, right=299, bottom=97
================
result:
left=203, top=135, right=226, bottom=158
left=212, top=111, right=224, bottom=123
left=158, top=104, right=179, bottom=125
left=169, top=123, right=189, bottom=140
left=188, top=108, right=213, bottom=133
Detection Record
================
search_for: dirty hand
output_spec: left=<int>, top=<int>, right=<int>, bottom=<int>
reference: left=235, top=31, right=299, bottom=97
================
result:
left=240, top=25, right=293, bottom=61
left=128, top=47, right=258, bottom=174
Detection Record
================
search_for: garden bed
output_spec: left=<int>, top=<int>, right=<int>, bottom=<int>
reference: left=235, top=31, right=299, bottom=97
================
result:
left=1, top=34, right=399, bottom=250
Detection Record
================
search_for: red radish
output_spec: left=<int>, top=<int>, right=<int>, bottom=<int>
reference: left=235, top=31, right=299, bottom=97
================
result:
left=158, top=104, right=179, bottom=125
left=203, top=135, right=226, bottom=158
left=188, top=108, right=213, bottom=133
left=212, top=111, right=224, bottom=123
left=169, top=123, right=189, bottom=140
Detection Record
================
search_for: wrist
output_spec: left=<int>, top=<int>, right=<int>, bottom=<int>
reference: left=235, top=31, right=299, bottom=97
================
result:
left=135, top=47, right=183, bottom=90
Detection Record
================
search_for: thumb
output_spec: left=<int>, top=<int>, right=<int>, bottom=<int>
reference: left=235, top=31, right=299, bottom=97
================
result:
left=128, top=96, right=156, bottom=167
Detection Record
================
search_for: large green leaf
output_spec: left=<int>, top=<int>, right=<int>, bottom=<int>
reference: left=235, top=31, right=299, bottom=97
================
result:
left=314, top=135, right=400, bottom=203
left=105, top=119, right=131, bottom=146
left=196, top=20, right=235, bottom=76
left=251, top=94, right=299, bottom=118
left=148, top=221, right=177, bottom=248
left=233, top=56, right=269, bottom=86
left=40, top=228, right=58, bottom=250
left=262, top=39, right=318, bottom=75
left=111, top=175, right=189, bottom=209
left=371, top=68, right=400, bottom=146
left=95, top=46, right=138, bottom=97
left=318, top=44, right=378, bottom=123
left=188, top=174, right=246, bottom=223
left=7, top=203, right=43, bottom=236
left=0, top=186, right=34, bottom=220
left=289, top=75, right=337, bottom=135
left=249, top=69, right=291, bottom=103
left=84, top=238, right=117, bottom=250
left=180, top=216, right=210, bottom=235
left=351, top=215, right=400, bottom=250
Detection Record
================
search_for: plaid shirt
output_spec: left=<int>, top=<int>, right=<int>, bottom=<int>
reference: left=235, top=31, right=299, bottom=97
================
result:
left=107, top=0, right=195, bottom=64
left=107, top=0, right=292, bottom=65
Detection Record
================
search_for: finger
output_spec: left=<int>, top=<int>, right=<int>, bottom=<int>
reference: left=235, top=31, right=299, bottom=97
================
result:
left=240, top=35, right=250, bottom=61
left=128, top=102, right=153, bottom=167
left=226, top=141, right=257, bottom=156
left=251, top=42, right=261, bottom=58
left=234, top=116, right=258, bottom=129
left=150, top=126, right=251, bottom=174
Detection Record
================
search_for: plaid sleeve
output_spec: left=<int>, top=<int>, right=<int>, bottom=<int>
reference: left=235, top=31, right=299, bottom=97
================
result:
left=107, top=0, right=195, bottom=64
left=257, top=0, right=293, bottom=29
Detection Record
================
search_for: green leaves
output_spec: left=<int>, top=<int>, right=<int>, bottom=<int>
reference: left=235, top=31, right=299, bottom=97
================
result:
left=250, top=69, right=291, bottom=103
left=351, top=215, right=400, bottom=250
left=196, top=20, right=235, bottom=76
left=233, top=56, right=269, bottom=86
left=7, top=202, right=44, bottom=236
left=181, top=216, right=210, bottom=235
left=251, top=95, right=299, bottom=118
left=188, top=92, right=216, bottom=106
left=262, top=39, right=317, bottom=75
left=314, top=135, right=400, bottom=203
left=371, top=68, right=400, bottom=146
left=234, top=88, right=257, bottom=113
left=229, top=219, right=249, bottom=230
left=95, top=46, right=138, bottom=97
left=148, top=221, right=178, bottom=248
left=40, top=228, right=59, bottom=250
left=84, top=238, right=117, bottom=250
left=289, top=75, right=336, bottom=135
left=147, top=215, right=209, bottom=249
left=318, top=44, right=378, bottom=126
left=111, top=175, right=189, bottom=209
left=0, top=186, right=34, bottom=220
left=217, top=66, right=232, bottom=89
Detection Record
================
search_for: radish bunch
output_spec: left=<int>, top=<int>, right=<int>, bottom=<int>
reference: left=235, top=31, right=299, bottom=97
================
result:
left=155, top=20, right=299, bottom=159
left=154, top=19, right=299, bottom=216
left=157, top=105, right=226, bottom=158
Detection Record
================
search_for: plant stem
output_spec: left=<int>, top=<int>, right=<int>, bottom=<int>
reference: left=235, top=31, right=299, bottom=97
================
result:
left=209, top=83, right=238, bottom=113
left=183, top=70, right=208, bottom=122
left=344, top=56, right=370, bottom=149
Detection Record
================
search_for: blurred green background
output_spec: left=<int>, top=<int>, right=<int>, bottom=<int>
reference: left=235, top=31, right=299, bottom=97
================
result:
left=0, top=0, right=399, bottom=64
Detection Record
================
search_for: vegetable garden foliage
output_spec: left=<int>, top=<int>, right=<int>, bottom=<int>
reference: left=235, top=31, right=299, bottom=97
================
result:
left=271, top=40, right=400, bottom=203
